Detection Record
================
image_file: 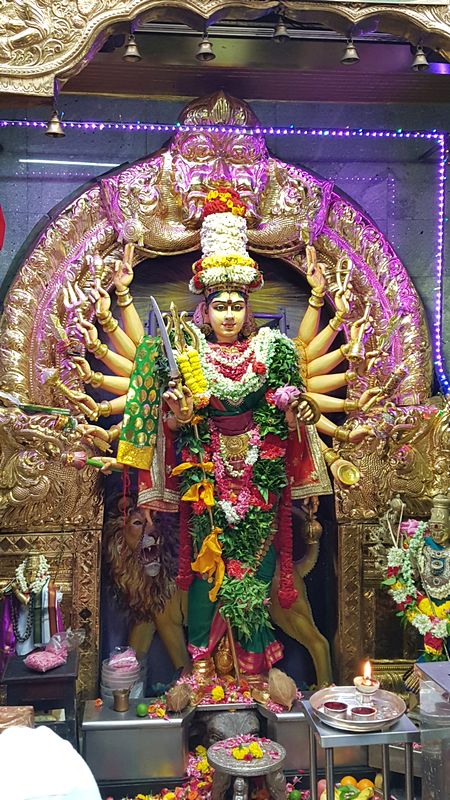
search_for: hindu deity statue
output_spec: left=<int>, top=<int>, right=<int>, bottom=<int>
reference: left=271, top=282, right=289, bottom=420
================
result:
left=0, top=553, right=63, bottom=669
left=67, top=181, right=377, bottom=681
left=385, top=493, right=450, bottom=659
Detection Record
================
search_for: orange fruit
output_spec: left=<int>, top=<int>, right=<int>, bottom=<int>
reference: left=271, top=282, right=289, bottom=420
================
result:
left=340, top=777, right=358, bottom=787
left=357, top=779, right=375, bottom=791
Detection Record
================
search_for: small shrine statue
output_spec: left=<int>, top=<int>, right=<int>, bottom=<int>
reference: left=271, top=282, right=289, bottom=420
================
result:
left=0, top=554, right=64, bottom=666
left=384, top=493, right=450, bottom=659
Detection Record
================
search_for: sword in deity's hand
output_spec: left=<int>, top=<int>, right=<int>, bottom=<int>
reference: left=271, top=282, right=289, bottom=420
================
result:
left=150, top=296, right=188, bottom=413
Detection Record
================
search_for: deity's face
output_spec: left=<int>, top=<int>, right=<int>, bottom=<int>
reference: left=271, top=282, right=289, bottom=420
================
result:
left=170, top=131, right=268, bottom=228
left=205, top=291, right=247, bottom=344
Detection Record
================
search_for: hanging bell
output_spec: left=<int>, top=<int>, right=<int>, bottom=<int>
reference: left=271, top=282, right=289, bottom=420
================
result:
left=411, top=46, right=429, bottom=72
left=45, top=110, right=65, bottom=138
left=273, top=18, right=290, bottom=44
left=122, top=34, right=142, bottom=63
left=196, top=35, right=215, bottom=62
left=340, top=40, right=359, bottom=65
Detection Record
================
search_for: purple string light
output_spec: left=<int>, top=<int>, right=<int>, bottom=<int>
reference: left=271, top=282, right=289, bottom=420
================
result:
left=0, top=118, right=447, bottom=393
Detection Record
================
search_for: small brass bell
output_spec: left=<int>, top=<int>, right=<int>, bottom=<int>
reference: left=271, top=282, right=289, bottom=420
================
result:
left=196, top=35, right=215, bottom=62
left=340, top=40, right=359, bottom=65
left=411, top=46, right=429, bottom=72
left=273, top=18, right=290, bottom=44
left=45, top=110, right=65, bottom=138
left=122, top=34, right=142, bottom=63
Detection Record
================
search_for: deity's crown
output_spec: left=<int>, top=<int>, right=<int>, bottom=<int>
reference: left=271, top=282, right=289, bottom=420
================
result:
left=189, top=186, right=264, bottom=297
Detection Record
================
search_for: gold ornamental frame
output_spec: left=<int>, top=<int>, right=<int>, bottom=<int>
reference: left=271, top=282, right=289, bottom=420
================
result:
left=2, top=1, right=450, bottom=97
left=0, top=89, right=448, bottom=690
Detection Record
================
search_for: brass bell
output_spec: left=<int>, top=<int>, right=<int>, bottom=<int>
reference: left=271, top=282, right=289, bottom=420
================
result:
left=45, top=110, right=65, bottom=138
left=273, top=18, right=290, bottom=44
left=196, top=35, right=215, bottom=62
left=341, top=40, right=359, bottom=65
left=411, top=46, right=429, bottom=72
left=122, top=34, right=142, bottom=63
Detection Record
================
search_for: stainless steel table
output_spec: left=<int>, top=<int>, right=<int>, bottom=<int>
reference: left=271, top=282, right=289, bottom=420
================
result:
left=302, top=700, right=419, bottom=800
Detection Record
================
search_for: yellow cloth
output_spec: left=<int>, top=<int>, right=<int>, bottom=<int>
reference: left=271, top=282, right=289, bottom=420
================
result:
left=191, top=528, right=225, bottom=602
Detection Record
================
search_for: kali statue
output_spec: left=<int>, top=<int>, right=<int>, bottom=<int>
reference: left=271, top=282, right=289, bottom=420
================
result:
left=63, top=183, right=377, bottom=684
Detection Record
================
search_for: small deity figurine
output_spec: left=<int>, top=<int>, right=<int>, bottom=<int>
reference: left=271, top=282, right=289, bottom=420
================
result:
left=68, top=186, right=375, bottom=679
left=0, top=554, right=63, bottom=668
left=384, top=493, right=450, bottom=659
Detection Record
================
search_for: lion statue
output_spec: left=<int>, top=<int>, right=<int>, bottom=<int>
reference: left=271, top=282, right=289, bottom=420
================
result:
left=102, top=494, right=189, bottom=667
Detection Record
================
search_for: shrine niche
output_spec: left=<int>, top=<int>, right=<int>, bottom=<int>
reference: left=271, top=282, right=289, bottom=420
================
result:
left=0, top=91, right=446, bottom=694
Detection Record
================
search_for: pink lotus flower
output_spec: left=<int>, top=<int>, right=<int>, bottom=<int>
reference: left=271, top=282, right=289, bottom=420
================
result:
left=272, top=385, right=301, bottom=411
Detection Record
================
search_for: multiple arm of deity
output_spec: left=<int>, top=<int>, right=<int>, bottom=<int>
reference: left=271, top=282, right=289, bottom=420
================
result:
left=60, top=242, right=376, bottom=478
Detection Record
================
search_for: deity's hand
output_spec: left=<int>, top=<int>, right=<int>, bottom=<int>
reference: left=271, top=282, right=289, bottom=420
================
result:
left=78, top=423, right=110, bottom=445
left=330, top=458, right=359, bottom=491
left=96, top=456, right=118, bottom=475
left=348, top=424, right=375, bottom=445
left=114, top=243, right=135, bottom=292
left=70, top=356, right=92, bottom=383
left=163, top=380, right=194, bottom=423
left=334, top=287, right=351, bottom=317
left=357, top=387, right=382, bottom=410
left=69, top=390, right=99, bottom=421
left=286, top=394, right=321, bottom=429
left=89, top=279, right=111, bottom=318
left=306, top=245, right=327, bottom=292
left=76, top=318, right=99, bottom=349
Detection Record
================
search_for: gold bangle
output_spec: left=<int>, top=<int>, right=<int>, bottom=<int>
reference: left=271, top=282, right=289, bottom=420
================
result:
left=117, top=294, right=133, bottom=308
left=311, top=287, right=325, bottom=298
left=87, top=340, right=108, bottom=358
left=108, top=425, right=121, bottom=442
left=309, top=295, right=324, bottom=309
left=102, top=316, right=119, bottom=333
left=90, top=371, right=104, bottom=389
left=98, top=400, right=113, bottom=417
left=115, top=287, right=130, bottom=297
left=174, top=414, right=194, bottom=425
left=97, top=310, right=112, bottom=324
left=329, top=313, right=346, bottom=332
left=343, top=398, right=358, bottom=413
left=334, top=426, right=351, bottom=443
left=323, top=448, right=340, bottom=466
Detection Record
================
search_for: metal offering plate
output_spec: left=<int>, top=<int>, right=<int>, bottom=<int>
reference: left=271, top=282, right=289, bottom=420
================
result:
left=310, top=686, right=406, bottom=732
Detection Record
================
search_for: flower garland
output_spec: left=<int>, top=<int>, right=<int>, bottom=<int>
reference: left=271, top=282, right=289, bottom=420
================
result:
left=15, top=555, right=50, bottom=595
left=384, top=520, right=450, bottom=658
left=194, top=325, right=292, bottom=405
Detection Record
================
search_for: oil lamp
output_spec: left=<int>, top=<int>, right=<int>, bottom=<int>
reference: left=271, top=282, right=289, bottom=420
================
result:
left=353, top=660, right=380, bottom=696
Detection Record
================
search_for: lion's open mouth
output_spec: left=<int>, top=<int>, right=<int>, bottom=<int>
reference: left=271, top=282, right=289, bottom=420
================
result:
left=139, top=533, right=161, bottom=576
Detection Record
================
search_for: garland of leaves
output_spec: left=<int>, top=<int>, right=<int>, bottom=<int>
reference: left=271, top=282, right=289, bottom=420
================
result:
left=174, top=332, right=301, bottom=639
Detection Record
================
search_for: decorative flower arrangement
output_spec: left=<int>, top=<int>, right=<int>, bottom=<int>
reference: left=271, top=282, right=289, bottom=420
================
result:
left=176, top=348, right=209, bottom=408
left=15, top=554, right=50, bottom=595
left=146, top=700, right=168, bottom=719
left=176, top=673, right=253, bottom=705
left=231, top=741, right=264, bottom=761
left=383, top=519, right=450, bottom=658
left=174, top=330, right=302, bottom=646
left=203, top=187, right=248, bottom=218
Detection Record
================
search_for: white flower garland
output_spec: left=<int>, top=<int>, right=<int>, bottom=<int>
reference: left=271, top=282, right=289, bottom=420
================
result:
left=15, top=555, right=50, bottom=595
left=201, top=212, right=248, bottom=256
left=193, top=325, right=289, bottom=404
left=385, top=521, right=450, bottom=654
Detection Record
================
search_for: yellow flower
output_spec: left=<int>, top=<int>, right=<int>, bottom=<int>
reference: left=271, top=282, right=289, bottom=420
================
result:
left=211, top=685, right=225, bottom=701
left=195, top=745, right=207, bottom=756
left=165, top=793, right=176, bottom=800
left=197, top=758, right=211, bottom=774
left=232, top=747, right=247, bottom=760
left=156, top=707, right=166, bottom=718
left=419, top=598, right=450, bottom=619
left=248, top=742, right=263, bottom=758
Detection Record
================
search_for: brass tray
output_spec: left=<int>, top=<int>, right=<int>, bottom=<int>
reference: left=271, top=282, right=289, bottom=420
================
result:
left=310, top=686, right=406, bottom=732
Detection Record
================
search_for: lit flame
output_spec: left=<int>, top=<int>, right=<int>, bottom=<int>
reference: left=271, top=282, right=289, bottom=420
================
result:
left=363, top=660, right=372, bottom=681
